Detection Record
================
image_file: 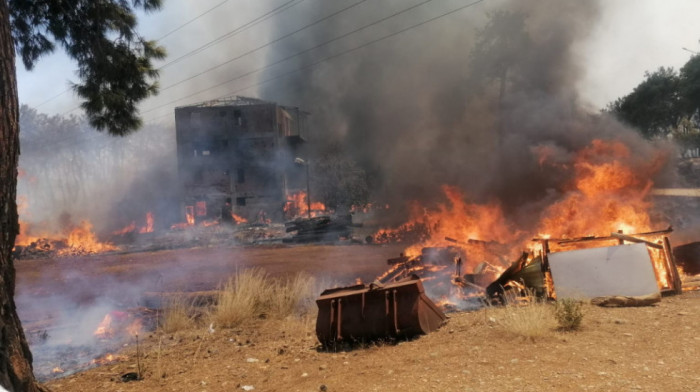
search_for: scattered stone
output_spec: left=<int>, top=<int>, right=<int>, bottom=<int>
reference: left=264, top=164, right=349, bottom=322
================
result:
left=319, top=364, right=328, bottom=370
left=320, top=385, right=328, bottom=392
left=301, top=373, right=309, bottom=378
left=622, top=333, right=633, bottom=337
left=246, top=358, right=259, bottom=363
left=510, top=359, right=519, bottom=364
left=241, top=386, right=255, bottom=391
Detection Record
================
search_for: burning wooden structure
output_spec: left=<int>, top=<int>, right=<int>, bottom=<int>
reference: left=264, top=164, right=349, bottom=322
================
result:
left=526, top=228, right=683, bottom=299
left=175, top=96, right=310, bottom=224
left=368, top=227, right=682, bottom=312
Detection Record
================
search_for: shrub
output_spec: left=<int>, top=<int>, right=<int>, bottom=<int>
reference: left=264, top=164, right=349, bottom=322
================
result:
left=553, top=298, right=584, bottom=331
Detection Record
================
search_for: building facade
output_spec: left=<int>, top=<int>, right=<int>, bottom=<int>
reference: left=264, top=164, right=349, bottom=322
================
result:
left=174, top=97, right=308, bottom=223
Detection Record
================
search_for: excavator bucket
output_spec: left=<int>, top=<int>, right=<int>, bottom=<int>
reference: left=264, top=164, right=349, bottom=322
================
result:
left=315, top=275, right=446, bottom=346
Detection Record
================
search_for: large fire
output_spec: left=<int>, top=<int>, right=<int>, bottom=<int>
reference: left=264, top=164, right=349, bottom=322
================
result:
left=373, top=139, right=675, bottom=303
left=536, top=140, right=656, bottom=239
left=15, top=219, right=117, bottom=256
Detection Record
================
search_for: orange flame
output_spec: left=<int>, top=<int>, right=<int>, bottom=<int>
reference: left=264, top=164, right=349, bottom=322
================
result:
left=138, top=212, right=154, bottom=234
left=536, top=140, right=655, bottom=239
left=59, top=221, right=117, bottom=255
left=91, top=353, right=128, bottom=365
left=112, top=222, right=137, bottom=236
left=232, top=213, right=248, bottom=224
left=186, top=206, right=195, bottom=225
left=284, top=191, right=327, bottom=218
left=94, top=310, right=142, bottom=339
left=374, top=139, right=674, bottom=295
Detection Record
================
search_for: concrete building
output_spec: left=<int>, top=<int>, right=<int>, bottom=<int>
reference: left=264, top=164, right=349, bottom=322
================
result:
left=174, top=97, right=308, bottom=223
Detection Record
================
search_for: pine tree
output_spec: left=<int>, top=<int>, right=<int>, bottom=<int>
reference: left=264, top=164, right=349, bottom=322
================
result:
left=0, top=1, right=163, bottom=390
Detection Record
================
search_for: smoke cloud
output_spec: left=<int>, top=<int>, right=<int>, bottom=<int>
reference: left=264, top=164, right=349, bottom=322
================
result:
left=258, top=0, right=677, bottom=228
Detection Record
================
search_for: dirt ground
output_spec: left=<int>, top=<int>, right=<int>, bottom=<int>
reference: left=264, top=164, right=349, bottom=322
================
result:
left=15, top=244, right=700, bottom=392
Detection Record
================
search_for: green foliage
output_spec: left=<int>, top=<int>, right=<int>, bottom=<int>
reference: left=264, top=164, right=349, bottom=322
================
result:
left=553, top=298, right=583, bottom=331
left=10, top=0, right=165, bottom=136
left=679, top=55, right=700, bottom=115
left=606, top=67, right=681, bottom=139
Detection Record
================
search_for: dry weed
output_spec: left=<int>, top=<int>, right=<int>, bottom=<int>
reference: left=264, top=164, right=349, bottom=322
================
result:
left=213, top=268, right=271, bottom=328
left=160, top=296, right=196, bottom=333
left=493, top=290, right=555, bottom=340
left=268, top=273, right=317, bottom=318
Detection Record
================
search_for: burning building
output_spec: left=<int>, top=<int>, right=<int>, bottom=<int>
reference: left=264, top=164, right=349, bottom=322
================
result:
left=175, top=96, right=309, bottom=223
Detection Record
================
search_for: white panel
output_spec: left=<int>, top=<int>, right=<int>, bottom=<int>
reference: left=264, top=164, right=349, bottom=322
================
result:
left=548, top=243, right=659, bottom=299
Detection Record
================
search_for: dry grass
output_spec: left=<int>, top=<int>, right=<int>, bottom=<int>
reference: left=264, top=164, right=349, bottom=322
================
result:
left=491, top=290, right=556, bottom=340
left=160, top=295, right=197, bottom=333
left=212, top=268, right=318, bottom=328
left=268, top=273, right=317, bottom=318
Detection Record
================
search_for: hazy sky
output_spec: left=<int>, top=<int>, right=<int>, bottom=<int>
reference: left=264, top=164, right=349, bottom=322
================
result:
left=14, top=0, right=700, bottom=122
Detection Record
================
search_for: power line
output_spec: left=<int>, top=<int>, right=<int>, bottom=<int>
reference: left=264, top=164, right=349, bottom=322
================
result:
left=154, top=0, right=231, bottom=42
left=158, top=0, right=305, bottom=70
left=143, top=0, right=430, bottom=114
left=37, top=1, right=234, bottom=110
left=34, top=87, right=72, bottom=109
left=144, top=0, right=486, bottom=124
left=60, top=0, right=304, bottom=116
left=157, top=0, right=411, bottom=94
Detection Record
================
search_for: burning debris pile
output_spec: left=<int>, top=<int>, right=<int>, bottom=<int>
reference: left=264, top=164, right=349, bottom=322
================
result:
left=284, top=214, right=359, bottom=243
left=14, top=220, right=118, bottom=259
left=364, top=138, right=684, bottom=304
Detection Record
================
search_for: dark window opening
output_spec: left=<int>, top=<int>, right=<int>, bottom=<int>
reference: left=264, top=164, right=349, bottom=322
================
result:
left=237, top=168, right=245, bottom=183
left=236, top=197, right=246, bottom=206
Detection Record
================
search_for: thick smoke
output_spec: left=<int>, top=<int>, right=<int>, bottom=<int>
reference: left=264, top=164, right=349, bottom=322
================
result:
left=17, top=107, right=180, bottom=234
left=259, top=0, right=676, bottom=228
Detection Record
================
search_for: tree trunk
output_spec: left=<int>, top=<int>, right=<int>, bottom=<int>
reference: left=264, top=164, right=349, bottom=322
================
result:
left=0, top=1, right=44, bottom=390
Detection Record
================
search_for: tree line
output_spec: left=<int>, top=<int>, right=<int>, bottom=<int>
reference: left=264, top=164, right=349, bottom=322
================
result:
left=606, top=53, right=700, bottom=152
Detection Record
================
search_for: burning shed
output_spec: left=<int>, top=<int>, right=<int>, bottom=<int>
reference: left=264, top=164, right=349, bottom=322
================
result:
left=175, top=96, right=310, bottom=223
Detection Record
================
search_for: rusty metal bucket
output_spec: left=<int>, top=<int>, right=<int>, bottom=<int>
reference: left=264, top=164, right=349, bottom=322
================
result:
left=315, top=275, right=446, bottom=345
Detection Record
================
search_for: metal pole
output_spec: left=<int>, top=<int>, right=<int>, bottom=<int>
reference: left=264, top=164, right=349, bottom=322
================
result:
left=306, top=162, right=311, bottom=219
